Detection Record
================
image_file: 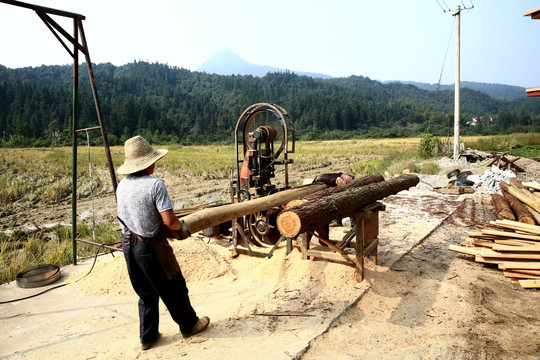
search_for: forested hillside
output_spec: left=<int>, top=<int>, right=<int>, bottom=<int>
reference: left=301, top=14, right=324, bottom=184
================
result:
left=0, top=61, right=539, bottom=147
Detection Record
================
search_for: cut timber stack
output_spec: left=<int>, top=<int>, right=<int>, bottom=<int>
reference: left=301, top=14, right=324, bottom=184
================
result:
left=449, top=219, right=540, bottom=289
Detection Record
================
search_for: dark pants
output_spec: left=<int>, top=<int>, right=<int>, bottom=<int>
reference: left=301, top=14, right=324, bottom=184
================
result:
left=122, top=234, right=198, bottom=342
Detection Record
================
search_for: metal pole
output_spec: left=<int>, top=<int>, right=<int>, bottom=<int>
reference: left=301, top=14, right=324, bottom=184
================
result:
left=78, top=20, right=117, bottom=194
left=72, top=18, right=79, bottom=265
left=453, top=6, right=461, bottom=161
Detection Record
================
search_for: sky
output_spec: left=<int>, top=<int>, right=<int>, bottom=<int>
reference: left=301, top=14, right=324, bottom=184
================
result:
left=0, top=0, right=539, bottom=88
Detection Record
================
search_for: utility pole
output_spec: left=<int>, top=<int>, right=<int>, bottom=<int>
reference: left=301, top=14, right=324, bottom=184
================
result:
left=438, top=2, right=474, bottom=161
left=453, top=5, right=461, bottom=161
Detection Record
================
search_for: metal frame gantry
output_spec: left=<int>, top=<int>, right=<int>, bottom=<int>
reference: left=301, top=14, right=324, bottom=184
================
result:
left=0, top=0, right=119, bottom=264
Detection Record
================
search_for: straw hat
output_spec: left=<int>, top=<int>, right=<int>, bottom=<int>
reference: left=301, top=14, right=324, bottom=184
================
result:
left=117, top=136, right=168, bottom=175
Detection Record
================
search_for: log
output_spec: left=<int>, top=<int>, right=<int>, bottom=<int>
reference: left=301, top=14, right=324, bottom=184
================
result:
left=500, top=185, right=535, bottom=224
left=285, top=173, right=385, bottom=209
left=490, top=193, right=515, bottom=220
left=179, top=183, right=327, bottom=235
left=277, top=174, right=419, bottom=237
left=501, top=181, right=540, bottom=213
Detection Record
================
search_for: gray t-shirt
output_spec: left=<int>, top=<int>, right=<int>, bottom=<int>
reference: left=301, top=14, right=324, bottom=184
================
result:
left=116, top=173, right=173, bottom=238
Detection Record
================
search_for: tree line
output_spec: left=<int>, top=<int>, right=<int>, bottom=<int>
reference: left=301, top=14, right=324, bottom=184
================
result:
left=0, top=61, right=539, bottom=147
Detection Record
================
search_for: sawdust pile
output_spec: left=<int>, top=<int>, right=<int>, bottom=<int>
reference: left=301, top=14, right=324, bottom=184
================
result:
left=69, top=236, right=361, bottom=299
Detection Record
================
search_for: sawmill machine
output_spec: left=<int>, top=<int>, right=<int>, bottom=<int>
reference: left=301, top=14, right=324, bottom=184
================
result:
left=230, top=103, right=295, bottom=248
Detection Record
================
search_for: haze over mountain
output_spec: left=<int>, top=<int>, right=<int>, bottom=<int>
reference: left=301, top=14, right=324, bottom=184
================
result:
left=197, top=47, right=527, bottom=101
left=387, top=80, right=526, bottom=101
left=196, top=46, right=332, bottom=79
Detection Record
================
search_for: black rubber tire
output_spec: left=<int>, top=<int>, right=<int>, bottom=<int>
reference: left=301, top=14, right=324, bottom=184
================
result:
left=16, top=264, right=61, bottom=288
left=447, top=169, right=461, bottom=179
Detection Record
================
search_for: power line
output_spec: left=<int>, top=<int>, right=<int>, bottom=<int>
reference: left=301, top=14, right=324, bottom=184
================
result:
left=435, top=0, right=449, bottom=12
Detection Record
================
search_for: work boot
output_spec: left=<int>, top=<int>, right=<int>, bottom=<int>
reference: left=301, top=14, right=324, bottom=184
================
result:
left=141, top=332, right=161, bottom=351
left=183, top=316, right=210, bottom=338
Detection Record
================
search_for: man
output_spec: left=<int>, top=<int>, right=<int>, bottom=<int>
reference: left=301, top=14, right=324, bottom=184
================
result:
left=116, top=135, right=209, bottom=350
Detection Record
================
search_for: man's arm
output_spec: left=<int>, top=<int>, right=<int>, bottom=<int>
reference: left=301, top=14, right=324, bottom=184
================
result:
left=160, top=209, right=181, bottom=230
left=160, top=209, right=190, bottom=239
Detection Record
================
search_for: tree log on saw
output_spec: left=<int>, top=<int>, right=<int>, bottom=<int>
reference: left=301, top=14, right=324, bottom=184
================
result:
left=179, top=183, right=327, bottom=236
left=277, top=174, right=419, bottom=237
left=285, top=173, right=385, bottom=209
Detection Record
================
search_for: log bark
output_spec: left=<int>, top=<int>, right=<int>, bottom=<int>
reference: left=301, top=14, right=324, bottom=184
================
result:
left=491, top=193, right=515, bottom=220
left=179, top=183, right=327, bottom=235
left=285, top=173, right=385, bottom=208
left=500, top=185, right=535, bottom=225
left=277, top=174, right=419, bottom=237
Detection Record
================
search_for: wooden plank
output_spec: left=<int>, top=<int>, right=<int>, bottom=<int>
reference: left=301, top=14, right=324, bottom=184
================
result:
left=492, top=244, right=540, bottom=252
left=481, top=229, right=540, bottom=241
left=494, top=239, right=540, bottom=247
left=522, top=181, right=540, bottom=191
left=518, top=279, right=540, bottom=288
left=476, top=256, right=506, bottom=264
left=492, top=220, right=540, bottom=235
left=449, top=245, right=481, bottom=256
left=471, top=239, right=494, bottom=248
left=306, top=249, right=358, bottom=265
left=498, top=262, right=540, bottom=270
left=477, top=249, right=540, bottom=260
left=503, top=271, right=540, bottom=279
left=505, top=269, right=540, bottom=276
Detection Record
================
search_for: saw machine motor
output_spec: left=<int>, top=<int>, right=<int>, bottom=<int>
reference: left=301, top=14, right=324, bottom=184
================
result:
left=230, top=103, right=295, bottom=247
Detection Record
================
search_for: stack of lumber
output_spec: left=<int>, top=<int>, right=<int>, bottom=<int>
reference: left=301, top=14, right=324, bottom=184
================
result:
left=449, top=219, right=540, bottom=289
left=492, top=179, right=540, bottom=225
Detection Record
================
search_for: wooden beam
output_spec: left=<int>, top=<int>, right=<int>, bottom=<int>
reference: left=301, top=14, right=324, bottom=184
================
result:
left=523, top=7, right=540, bottom=19
left=179, top=183, right=327, bottom=236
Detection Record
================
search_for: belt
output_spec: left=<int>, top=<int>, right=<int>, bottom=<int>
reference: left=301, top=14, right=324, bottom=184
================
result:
left=135, top=235, right=150, bottom=243
left=124, top=233, right=151, bottom=243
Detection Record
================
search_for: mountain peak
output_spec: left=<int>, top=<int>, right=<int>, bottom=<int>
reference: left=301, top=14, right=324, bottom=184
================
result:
left=196, top=46, right=332, bottom=79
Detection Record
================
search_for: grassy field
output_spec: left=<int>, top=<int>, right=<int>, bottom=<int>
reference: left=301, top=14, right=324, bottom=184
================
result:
left=1, top=133, right=539, bottom=284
